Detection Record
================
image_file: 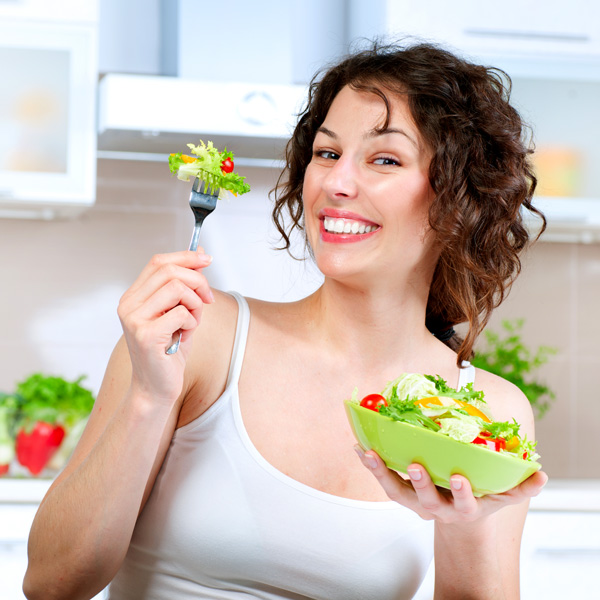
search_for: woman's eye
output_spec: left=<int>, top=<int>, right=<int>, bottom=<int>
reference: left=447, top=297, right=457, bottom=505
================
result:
left=315, top=150, right=340, bottom=160
left=373, top=156, right=400, bottom=166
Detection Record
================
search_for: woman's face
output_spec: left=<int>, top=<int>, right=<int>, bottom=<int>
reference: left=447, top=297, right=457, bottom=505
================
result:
left=302, top=85, right=438, bottom=290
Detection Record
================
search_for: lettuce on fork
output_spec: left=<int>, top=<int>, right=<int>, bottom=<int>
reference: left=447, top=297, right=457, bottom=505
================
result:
left=169, top=140, right=251, bottom=199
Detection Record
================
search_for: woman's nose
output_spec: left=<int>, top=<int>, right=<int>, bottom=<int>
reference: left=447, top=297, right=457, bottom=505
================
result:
left=321, top=157, right=359, bottom=201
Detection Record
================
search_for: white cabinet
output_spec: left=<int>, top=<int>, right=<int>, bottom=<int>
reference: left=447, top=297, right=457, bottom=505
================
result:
left=0, top=0, right=97, bottom=24
left=521, top=511, right=600, bottom=597
left=379, top=0, right=600, bottom=80
left=0, top=5, right=98, bottom=219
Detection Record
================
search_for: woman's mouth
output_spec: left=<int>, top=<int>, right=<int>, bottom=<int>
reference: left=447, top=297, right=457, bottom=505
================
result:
left=323, top=217, right=378, bottom=235
left=319, top=214, right=380, bottom=243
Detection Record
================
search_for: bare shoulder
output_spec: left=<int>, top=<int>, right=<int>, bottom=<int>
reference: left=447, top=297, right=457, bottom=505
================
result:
left=473, top=367, right=535, bottom=437
left=177, top=290, right=243, bottom=422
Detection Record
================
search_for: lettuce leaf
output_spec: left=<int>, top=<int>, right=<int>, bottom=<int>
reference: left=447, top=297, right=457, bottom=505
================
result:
left=378, top=397, right=441, bottom=432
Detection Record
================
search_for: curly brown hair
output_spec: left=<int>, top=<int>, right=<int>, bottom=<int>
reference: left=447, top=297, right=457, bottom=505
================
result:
left=271, top=40, right=546, bottom=365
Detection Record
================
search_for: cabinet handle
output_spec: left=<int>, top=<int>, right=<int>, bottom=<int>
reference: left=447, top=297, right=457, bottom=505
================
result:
left=463, top=29, right=590, bottom=43
left=534, top=548, right=600, bottom=557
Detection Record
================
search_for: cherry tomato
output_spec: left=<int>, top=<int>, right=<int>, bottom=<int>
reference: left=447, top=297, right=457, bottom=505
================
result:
left=221, top=158, right=234, bottom=173
left=359, top=394, right=388, bottom=412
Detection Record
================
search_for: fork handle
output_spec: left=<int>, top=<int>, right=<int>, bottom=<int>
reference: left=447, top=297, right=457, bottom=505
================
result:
left=165, top=221, right=205, bottom=354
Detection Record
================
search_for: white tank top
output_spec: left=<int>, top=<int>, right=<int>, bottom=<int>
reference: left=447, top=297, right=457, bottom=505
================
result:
left=108, top=293, right=473, bottom=600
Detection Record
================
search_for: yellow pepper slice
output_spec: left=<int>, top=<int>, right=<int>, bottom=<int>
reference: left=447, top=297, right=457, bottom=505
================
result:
left=413, top=396, right=491, bottom=423
left=505, top=436, right=520, bottom=451
left=169, top=153, right=196, bottom=164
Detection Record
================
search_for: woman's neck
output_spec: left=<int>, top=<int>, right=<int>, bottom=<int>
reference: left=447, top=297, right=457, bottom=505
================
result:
left=301, top=278, right=435, bottom=369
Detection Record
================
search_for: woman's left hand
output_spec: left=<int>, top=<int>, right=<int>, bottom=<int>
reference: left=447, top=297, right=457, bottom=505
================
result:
left=355, top=446, right=548, bottom=523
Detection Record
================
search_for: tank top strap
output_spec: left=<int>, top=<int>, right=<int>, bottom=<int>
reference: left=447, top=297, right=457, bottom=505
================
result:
left=457, top=360, right=476, bottom=389
left=226, top=291, right=251, bottom=387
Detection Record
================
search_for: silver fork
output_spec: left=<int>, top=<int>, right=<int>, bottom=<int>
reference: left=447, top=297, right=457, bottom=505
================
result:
left=165, top=177, right=219, bottom=355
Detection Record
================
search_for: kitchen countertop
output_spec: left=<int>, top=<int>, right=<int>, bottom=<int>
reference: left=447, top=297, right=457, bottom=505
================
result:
left=1, top=477, right=599, bottom=510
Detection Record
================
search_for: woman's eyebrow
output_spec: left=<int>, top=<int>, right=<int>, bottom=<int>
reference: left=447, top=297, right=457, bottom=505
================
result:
left=316, top=124, right=419, bottom=150
left=366, top=127, right=419, bottom=150
left=316, top=126, right=337, bottom=139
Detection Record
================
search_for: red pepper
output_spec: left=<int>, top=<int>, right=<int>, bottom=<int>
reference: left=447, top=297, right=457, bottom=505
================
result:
left=472, top=435, right=506, bottom=452
left=16, top=422, right=65, bottom=476
left=0, top=464, right=9, bottom=476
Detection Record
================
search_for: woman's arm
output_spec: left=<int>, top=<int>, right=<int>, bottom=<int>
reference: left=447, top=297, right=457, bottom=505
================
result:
left=433, top=501, right=529, bottom=599
left=23, top=251, right=216, bottom=600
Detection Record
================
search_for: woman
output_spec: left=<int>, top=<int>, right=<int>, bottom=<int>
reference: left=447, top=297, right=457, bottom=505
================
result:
left=24, top=41, right=548, bottom=600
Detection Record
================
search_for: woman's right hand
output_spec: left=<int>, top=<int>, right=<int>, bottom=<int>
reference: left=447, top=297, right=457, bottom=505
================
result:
left=117, top=249, right=214, bottom=406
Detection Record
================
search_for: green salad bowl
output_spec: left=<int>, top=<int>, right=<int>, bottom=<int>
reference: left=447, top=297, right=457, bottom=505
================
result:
left=344, top=400, right=541, bottom=497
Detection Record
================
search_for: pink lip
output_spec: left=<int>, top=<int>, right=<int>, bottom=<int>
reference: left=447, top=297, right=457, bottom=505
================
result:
left=318, top=208, right=378, bottom=226
left=318, top=210, right=380, bottom=243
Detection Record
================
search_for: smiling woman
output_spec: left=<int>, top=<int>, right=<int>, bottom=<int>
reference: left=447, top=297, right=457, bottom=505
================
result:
left=24, top=40, right=547, bottom=600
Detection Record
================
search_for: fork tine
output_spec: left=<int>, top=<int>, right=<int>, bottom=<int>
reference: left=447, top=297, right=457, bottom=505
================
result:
left=188, top=178, right=219, bottom=251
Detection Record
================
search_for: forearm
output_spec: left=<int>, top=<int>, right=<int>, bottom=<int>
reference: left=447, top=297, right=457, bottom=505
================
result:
left=23, top=390, right=176, bottom=600
left=433, top=515, right=515, bottom=600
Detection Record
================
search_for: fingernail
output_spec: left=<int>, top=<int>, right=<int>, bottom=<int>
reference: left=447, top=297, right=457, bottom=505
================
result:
left=451, top=478, right=462, bottom=490
left=408, top=468, right=422, bottom=481
left=354, top=446, right=377, bottom=469
left=353, top=445, right=364, bottom=458
left=204, top=254, right=213, bottom=264
left=209, top=289, right=215, bottom=303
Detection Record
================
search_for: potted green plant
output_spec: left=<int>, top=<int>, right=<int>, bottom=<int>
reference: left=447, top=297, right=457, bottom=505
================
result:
left=471, top=319, right=557, bottom=419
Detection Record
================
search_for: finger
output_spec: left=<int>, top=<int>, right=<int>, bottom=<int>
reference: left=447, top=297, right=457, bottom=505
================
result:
left=134, top=280, right=204, bottom=324
left=509, top=470, right=549, bottom=500
left=405, top=463, right=447, bottom=516
left=122, top=262, right=212, bottom=315
left=157, top=303, right=199, bottom=336
left=126, top=251, right=213, bottom=298
left=448, top=474, right=478, bottom=520
left=190, top=276, right=215, bottom=306
left=354, top=447, right=421, bottom=507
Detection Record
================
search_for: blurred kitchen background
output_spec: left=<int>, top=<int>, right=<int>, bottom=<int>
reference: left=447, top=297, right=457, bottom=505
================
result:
left=1, top=0, right=599, bottom=598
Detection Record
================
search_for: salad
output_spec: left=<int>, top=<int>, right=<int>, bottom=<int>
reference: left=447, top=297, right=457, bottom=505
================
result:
left=351, top=373, right=540, bottom=463
left=169, top=140, right=251, bottom=199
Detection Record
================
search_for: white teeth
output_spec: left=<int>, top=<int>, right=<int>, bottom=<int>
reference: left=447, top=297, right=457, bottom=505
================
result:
left=323, top=217, right=376, bottom=235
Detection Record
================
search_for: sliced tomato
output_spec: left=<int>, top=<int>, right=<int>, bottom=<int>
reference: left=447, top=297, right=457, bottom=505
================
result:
left=360, top=394, right=388, bottom=412
left=472, top=435, right=506, bottom=452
